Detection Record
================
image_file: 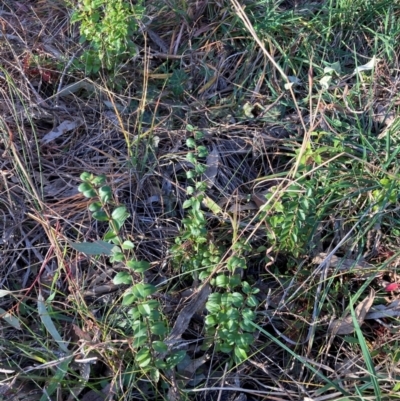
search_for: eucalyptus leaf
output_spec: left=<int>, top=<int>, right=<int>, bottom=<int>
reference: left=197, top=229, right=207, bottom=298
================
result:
left=0, top=307, right=21, bottom=330
left=69, top=240, right=115, bottom=256
left=37, top=293, right=69, bottom=353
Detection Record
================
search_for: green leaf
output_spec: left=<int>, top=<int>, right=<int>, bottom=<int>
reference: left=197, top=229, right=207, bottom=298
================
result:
left=152, top=341, right=168, bottom=353
left=206, top=293, right=221, bottom=313
left=133, top=335, right=147, bottom=348
left=80, top=172, right=92, bottom=181
left=205, top=314, right=218, bottom=326
left=122, top=292, right=136, bottom=306
left=82, top=189, right=97, bottom=198
left=135, top=348, right=152, bottom=367
left=113, top=272, right=132, bottom=285
left=150, top=368, right=160, bottom=383
left=186, top=138, right=196, bottom=148
left=78, top=182, right=92, bottom=193
left=122, top=240, right=135, bottom=250
left=166, top=350, right=186, bottom=368
left=126, top=260, right=150, bottom=273
left=246, top=295, right=259, bottom=307
left=183, top=199, right=192, bottom=209
left=88, top=201, right=102, bottom=212
left=151, top=322, right=167, bottom=336
left=231, top=292, right=244, bottom=308
left=241, top=281, right=251, bottom=294
left=110, top=251, right=125, bottom=262
left=92, top=175, right=106, bottom=185
left=104, top=230, right=118, bottom=241
left=234, top=346, right=248, bottom=362
left=69, top=240, right=115, bottom=255
left=92, top=211, right=109, bottom=221
left=215, top=274, right=229, bottom=288
left=112, top=206, right=129, bottom=224
left=99, top=186, right=112, bottom=203
left=131, top=283, right=157, bottom=299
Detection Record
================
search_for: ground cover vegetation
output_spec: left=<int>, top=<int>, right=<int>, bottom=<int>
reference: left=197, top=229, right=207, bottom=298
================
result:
left=1, top=0, right=400, bottom=400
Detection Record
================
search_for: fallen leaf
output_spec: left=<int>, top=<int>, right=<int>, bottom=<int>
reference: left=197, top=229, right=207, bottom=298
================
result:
left=41, top=118, right=83, bottom=144
left=329, top=288, right=375, bottom=335
left=201, top=145, right=219, bottom=188
left=385, top=283, right=399, bottom=292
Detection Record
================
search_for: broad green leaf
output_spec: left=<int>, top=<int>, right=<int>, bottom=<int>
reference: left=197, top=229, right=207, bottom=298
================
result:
left=113, top=272, right=132, bottom=285
left=133, top=336, right=147, bottom=348
left=166, top=350, right=186, bottom=368
left=110, top=251, right=125, bottom=262
left=82, top=189, right=97, bottom=198
left=150, top=368, right=160, bottom=383
left=206, top=293, right=221, bottom=313
left=150, top=322, right=167, bottom=336
left=88, top=201, right=102, bottom=212
left=112, top=206, right=129, bottom=224
left=234, top=346, right=247, bottom=361
left=137, top=302, right=152, bottom=316
left=99, top=185, right=112, bottom=203
left=152, top=341, right=168, bottom=353
left=246, top=295, right=259, bottom=308
left=122, top=293, right=136, bottom=306
left=37, top=293, right=69, bottom=353
left=104, top=230, right=118, bottom=241
left=122, top=240, right=134, bottom=250
left=135, top=348, right=151, bottom=367
left=131, top=283, right=157, bottom=299
left=78, top=182, right=92, bottom=193
left=69, top=240, right=115, bottom=255
left=205, top=314, right=218, bottom=326
left=92, top=211, right=109, bottom=221
left=80, top=172, right=92, bottom=181
left=126, top=260, right=150, bottom=273
left=182, top=199, right=192, bottom=209
left=92, top=175, right=106, bottom=185
left=231, top=292, right=244, bottom=308
left=186, top=138, right=196, bottom=148
left=215, top=274, right=229, bottom=288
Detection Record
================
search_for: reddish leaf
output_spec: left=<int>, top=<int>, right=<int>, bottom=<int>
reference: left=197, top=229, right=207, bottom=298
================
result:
left=385, top=283, right=399, bottom=292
